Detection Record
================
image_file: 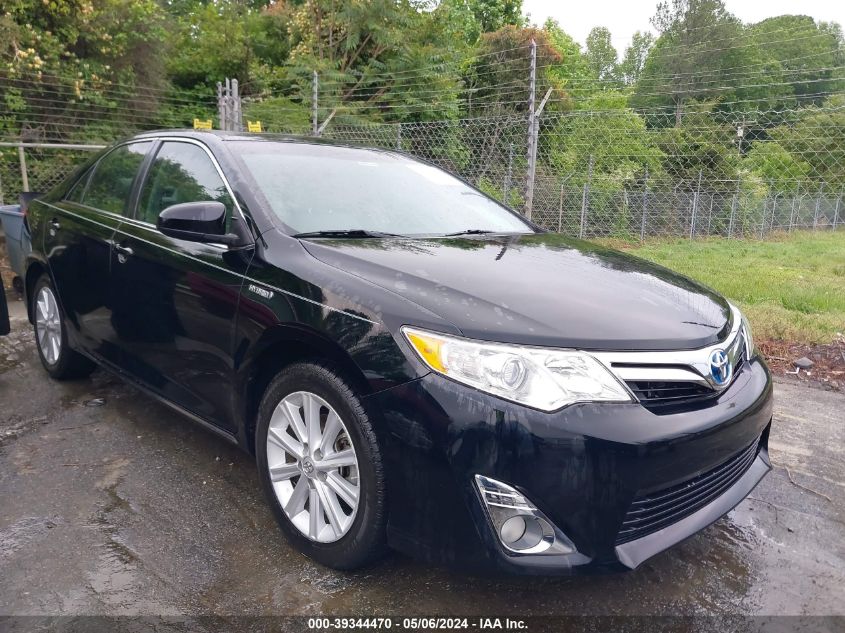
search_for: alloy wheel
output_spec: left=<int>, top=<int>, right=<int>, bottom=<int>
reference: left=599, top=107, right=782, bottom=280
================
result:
left=35, top=286, right=62, bottom=365
left=266, top=391, right=360, bottom=543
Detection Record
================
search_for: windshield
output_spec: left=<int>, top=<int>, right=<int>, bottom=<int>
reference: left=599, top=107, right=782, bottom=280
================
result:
left=229, top=142, right=533, bottom=237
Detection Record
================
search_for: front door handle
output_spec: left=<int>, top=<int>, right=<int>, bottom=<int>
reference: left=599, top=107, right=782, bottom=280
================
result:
left=115, top=244, right=134, bottom=264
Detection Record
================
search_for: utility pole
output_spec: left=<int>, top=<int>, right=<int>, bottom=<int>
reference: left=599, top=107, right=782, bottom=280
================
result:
left=523, top=39, right=537, bottom=219
left=231, top=78, right=241, bottom=132
left=217, top=78, right=242, bottom=131
left=312, top=71, right=319, bottom=136
left=217, top=81, right=227, bottom=130
left=504, top=143, right=514, bottom=206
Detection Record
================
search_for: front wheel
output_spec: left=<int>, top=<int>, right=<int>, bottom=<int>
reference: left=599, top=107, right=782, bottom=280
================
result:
left=32, top=275, right=96, bottom=380
left=256, top=362, right=387, bottom=570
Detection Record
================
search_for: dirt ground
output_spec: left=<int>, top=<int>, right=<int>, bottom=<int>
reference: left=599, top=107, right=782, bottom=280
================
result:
left=760, top=338, right=845, bottom=392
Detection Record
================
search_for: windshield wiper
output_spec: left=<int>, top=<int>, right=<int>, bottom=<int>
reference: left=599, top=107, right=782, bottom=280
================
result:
left=443, top=229, right=496, bottom=237
left=293, top=229, right=406, bottom=239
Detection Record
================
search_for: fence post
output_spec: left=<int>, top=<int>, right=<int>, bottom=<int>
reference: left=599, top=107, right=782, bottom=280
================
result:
left=832, top=194, right=841, bottom=231
left=18, top=144, right=29, bottom=192
left=788, top=186, right=798, bottom=232
left=813, top=183, right=824, bottom=230
left=312, top=71, right=319, bottom=136
left=503, top=143, right=513, bottom=205
left=706, top=193, right=715, bottom=235
left=769, top=192, right=778, bottom=234
left=558, top=180, right=564, bottom=233
left=640, top=168, right=649, bottom=242
left=396, top=123, right=402, bottom=151
left=728, top=180, right=738, bottom=238
left=523, top=39, right=537, bottom=219
left=579, top=155, right=593, bottom=239
left=689, top=169, right=702, bottom=239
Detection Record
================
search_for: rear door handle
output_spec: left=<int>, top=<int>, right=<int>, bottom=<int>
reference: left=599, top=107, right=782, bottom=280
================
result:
left=115, top=244, right=133, bottom=264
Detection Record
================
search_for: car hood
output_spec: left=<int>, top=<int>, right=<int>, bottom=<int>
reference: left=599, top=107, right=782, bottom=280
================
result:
left=301, top=233, right=732, bottom=351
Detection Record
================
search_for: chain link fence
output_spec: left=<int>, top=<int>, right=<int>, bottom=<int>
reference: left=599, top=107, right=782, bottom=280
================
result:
left=0, top=143, right=102, bottom=205
left=2, top=104, right=843, bottom=240
left=320, top=105, right=845, bottom=239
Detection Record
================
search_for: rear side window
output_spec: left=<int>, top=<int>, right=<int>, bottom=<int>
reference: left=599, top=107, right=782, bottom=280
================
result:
left=137, top=142, right=233, bottom=226
left=82, top=142, right=152, bottom=215
left=65, top=165, right=94, bottom=204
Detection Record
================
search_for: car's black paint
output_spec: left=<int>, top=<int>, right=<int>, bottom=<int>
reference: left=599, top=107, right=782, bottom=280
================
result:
left=302, top=234, right=733, bottom=350
left=365, top=357, right=772, bottom=573
left=157, top=200, right=231, bottom=242
left=24, top=130, right=773, bottom=574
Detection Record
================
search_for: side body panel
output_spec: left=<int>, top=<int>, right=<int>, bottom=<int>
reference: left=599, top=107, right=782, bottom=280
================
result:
left=108, top=215, right=252, bottom=432
left=40, top=199, right=122, bottom=361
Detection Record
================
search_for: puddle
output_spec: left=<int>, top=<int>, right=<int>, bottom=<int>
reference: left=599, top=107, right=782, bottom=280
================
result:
left=0, top=516, right=62, bottom=562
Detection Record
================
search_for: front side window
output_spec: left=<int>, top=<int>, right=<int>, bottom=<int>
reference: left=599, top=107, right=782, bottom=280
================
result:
left=137, top=142, right=234, bottom=226
left=82, top=142, right=152, bottom=215
left=230, top=142, right=532, bottom=237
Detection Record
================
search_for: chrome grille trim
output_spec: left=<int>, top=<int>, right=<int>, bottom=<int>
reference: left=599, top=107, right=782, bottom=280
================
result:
left=591, top=305, right=746, bottom=397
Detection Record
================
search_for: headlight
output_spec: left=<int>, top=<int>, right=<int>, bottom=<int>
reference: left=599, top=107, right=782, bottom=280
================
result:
left=401, top=326, right=632, bottom=412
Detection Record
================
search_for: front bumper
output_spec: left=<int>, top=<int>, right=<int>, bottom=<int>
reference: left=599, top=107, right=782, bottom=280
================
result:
left=365, top=355, right=773, bottom=574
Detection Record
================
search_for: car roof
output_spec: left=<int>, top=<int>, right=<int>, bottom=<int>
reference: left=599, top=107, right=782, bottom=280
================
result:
left=131, top=129, right=373, bottom=150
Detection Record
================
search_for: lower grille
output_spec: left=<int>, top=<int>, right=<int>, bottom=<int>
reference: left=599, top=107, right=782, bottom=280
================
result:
left=615, top=438, right=760, bottom=545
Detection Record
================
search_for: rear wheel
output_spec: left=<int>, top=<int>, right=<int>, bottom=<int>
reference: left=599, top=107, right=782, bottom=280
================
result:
left=256, top=362, right=387, bottom=569
left=32, top=275, right=96, bottom=380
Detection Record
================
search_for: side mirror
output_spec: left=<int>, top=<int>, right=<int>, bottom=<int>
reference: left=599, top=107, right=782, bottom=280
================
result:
left=157, top=201, right=241, bottom=246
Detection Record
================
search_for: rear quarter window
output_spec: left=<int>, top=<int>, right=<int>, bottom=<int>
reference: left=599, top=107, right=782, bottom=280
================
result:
left=81, top=142, right=152, bottom=215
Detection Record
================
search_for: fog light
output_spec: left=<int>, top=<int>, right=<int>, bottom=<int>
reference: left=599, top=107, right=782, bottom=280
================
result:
left=500, top=516, right=527, bottom=544
left=475, top=474, right=577, bottom=556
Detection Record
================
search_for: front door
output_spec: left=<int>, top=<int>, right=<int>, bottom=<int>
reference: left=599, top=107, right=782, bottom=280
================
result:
left=109, top=140, right=252, bottom=432
left=45, top=141, right=152, bottom=362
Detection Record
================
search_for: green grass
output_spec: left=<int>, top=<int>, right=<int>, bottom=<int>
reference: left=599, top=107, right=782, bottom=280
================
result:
left=604, top=231, right=845, bottom=344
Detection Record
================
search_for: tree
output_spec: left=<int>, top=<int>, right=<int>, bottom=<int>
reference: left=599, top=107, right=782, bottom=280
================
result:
left=271, top=0, right=469, bottom=122
left=464, top=25, right=568, bottom=116
left=634, top=0, right=745, bottom=125
left=549, top=97, right=664, bottom=187
left=765, top=95, right=845, bottom=189
left=619, top=31, right=654, bottom=85
left=750, top=15, right=845, bottom=106
left=543, top=19, right=595, bottom=104
left=1, top=0, right=171, bottom=142
left=167, top=1, right=261, bottom=90
left=654, top=107, right=738, bottom=188
left=469, top=0, right=524, bottom=33
left=585, top=27, right=619, bottom=87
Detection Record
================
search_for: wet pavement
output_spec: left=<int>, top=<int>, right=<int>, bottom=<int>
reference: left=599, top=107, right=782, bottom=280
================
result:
left=1, top=293, right=843, bottom=618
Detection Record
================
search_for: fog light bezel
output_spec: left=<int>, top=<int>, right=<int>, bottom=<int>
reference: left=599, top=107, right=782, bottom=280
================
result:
left=474, top=474, right=577, bottom=556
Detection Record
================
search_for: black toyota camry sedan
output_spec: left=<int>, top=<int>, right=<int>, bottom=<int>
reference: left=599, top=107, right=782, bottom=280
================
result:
left=24, top=131, right=773, bottom=574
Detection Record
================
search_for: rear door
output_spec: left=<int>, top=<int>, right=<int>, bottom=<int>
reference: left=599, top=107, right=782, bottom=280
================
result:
left=45, top=141, right=152, bottom=361
left=109, top=139, right=251, bottom=431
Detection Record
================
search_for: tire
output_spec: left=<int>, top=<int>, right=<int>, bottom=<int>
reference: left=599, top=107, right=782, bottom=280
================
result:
left=32, top=275, right=96, bottom=380
left=256, top=361, right=387, bottom=570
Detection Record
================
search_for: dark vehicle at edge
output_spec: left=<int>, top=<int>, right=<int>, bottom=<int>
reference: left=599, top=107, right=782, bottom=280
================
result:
left=0, top=280, right=9, bottom=336
left=23, top=130, right=773, bottom=574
